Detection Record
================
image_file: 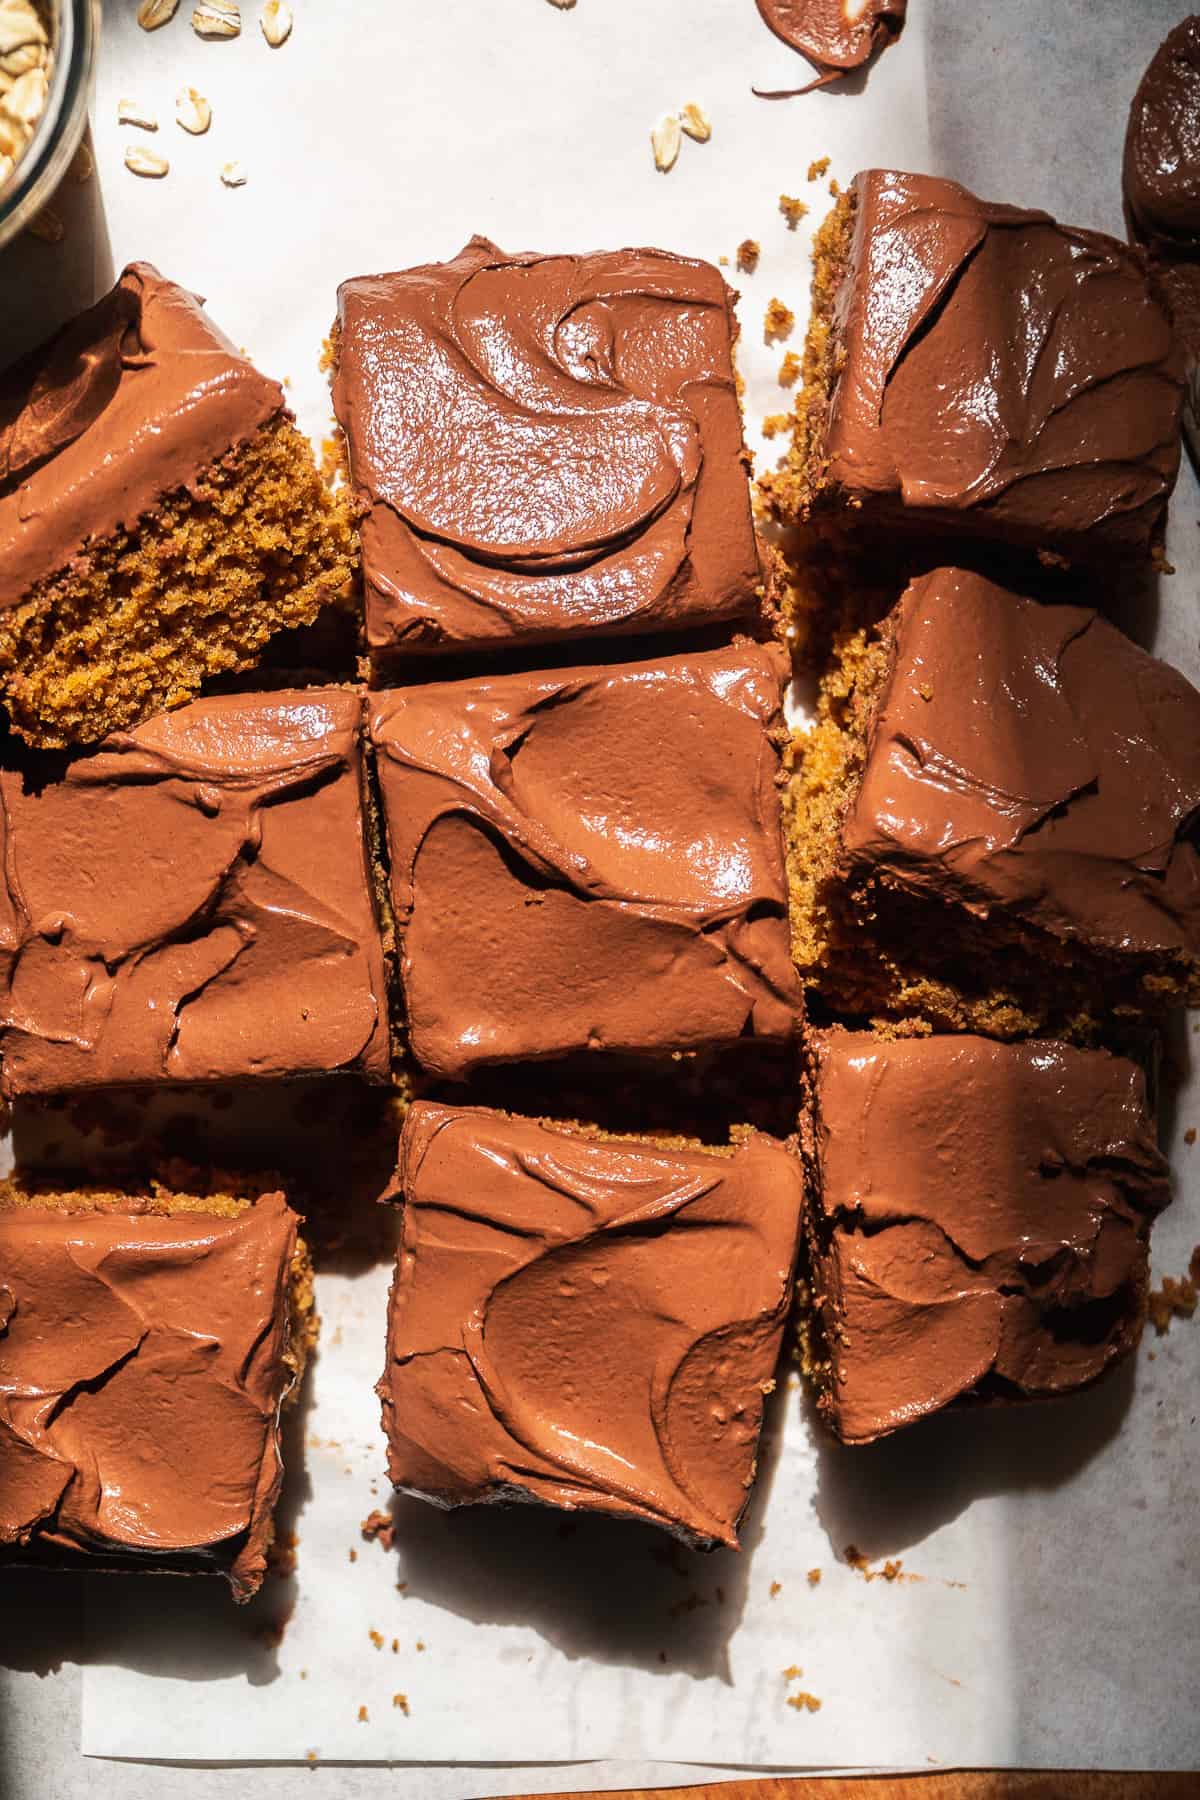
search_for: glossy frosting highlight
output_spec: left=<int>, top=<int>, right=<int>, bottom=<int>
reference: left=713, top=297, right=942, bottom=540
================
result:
left=804, top=1033, right=1170, bottom=1444
left=0, top=262, right=283, bottom=607
left=368, top=644, right=802, bottom=1080
left=0, top=687, right=390, bottom=1096
left=0, top=1194, right=299, bottom=1598
left=334, top=237, right=760, bottom=657
left=842, top=567, right=1200, bottom=965
left=756, top=0, right=906, bottom=91
left=824, top=169, right=1183, bottom=559
left=378, top=1102, right=805, bottom=1546
left=1124, top=18, right=1200, bottom=456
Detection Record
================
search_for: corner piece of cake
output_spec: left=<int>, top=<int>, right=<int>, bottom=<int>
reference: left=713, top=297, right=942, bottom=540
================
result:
left=377, top=1101, right=805, bottom=1548
left=0, top=263, right=356, bottom=748
left=763, top=169, right=1183, bottom=566
left=368, top=641, right=803, bottom=1080
left=0, top=686, right=391, bottom=1096
left=788, top=565, right=1200, bottom=1036
left=0, top=1180, right=314, bottom=1599
left=333, top=235, right=763, bottom=670
left=800, top=1030, right=1171, bottom=1446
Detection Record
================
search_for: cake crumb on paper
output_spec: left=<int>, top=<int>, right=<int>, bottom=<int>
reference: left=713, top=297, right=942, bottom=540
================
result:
left=778, top=351, right=802, bottom=387
left=764, top=297, right=795, bottom=343
left=361, top=1508, right=396, bottom=1550
left=368, top=1629, right=384, bottom=1650
left=807, top=1568, right=821, bottom=1586
left=807, top=155, right=830, bottom=180
left=736, top=238, right=760, bottom=274
left=783, top=1664, right=803, bottom=1679
left=1148, top=1248, right=1200, bottom=1334
left=787, top=1691, right=823, bottom=1713
left=393, top=1693, right=410, bottom=1715
left=770, top=1580, right=782, bottom=1597
left=762, top=413, right=791, bottom=439
left=1185, top=1128, right=1196, bottom=1145
left=357, top=1705, right=368, bottom=1724
left=779, top=194, right=808, bottom=229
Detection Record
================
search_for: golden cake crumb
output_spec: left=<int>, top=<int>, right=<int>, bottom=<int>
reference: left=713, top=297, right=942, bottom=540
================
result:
left=357, top=1705, right=368, bottom=1724
left=763, top=297, right=795, bottom=344
left=737, top=238, right=761, bottom=274
left=770, top=1580, right=782, bottom=1597
left=807, top=155, right=830, bottom=180
left=778, top=350, right=802, bottom=387
left=787, top=1692, right=823, bottom=1713
left=348, top=1549, right=357, bottom=1563
left=807, top=1568, right=822, bottom=1586
left=780, top=194, right=809, bottom=229
left=762, top=413, right=792, bottom=439
left=393, top=1694, right=410, bottom=1715
left=368, top=1629, right=384, bottom=1650
left=1186, top=1128, right=1196, bottom=1146
left=783, top=1664, right=803, bottom=1679
left=361, top=1508, right=396, bottom=1550
left=1148, top=1252, right=1200, bottom=1334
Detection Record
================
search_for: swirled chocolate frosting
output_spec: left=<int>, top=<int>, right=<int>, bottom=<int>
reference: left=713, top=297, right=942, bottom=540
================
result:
left=334, top=236, right=760, bottom=661
left=840, top=567, right=1200, bottom=970
left=0, top=1192, right=299, bottom=1599
left=755, top=0, right=906, bottom=93
left=820, top=170, right=1183, bottom=560
left=803, top=1032, right=1170, bottom=1445
left=378, top=1102, right=804, bottom=1546
left=0, top=687, right=390, bottom=1096
left=0, top=262, right=283, bottom=609
left=1124, top=18, right=1200, bottom=457
left=368, top=643, right=802, bottom=1080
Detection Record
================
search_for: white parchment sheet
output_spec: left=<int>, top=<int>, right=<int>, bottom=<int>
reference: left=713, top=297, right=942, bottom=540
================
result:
left=0, top=0, right=1196, bottom=1790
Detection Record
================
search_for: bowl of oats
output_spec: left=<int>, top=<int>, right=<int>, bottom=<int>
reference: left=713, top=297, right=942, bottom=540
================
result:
left=0, top=0, right=97, bottom=250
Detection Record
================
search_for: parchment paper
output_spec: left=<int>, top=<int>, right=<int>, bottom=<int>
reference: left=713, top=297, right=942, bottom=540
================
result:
left=2, top=0, right=1198, bottom=1790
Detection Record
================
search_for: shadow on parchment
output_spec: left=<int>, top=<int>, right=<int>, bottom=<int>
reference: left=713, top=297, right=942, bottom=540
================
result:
left=374, top=1376, right=792, bottom=1688
left=808, top=1354, right=1138, bottom=1566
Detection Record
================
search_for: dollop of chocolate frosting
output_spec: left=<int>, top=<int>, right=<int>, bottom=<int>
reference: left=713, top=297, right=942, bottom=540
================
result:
left=378, top=1102, right=804, bottom=1547
left=334, top=237, right=760, bottom=658
left=1124, top=18, right=1200, bottom=456
left=368, top=644, right=802, bottom=1080
left=0, top=1194, right=299, bottom=1598
left=0, top=687, right=390, bottom=1096
left=755, top=0, right=906, bottom=93
left=0, top=263, right=284, bottom=610
left=823, top=170, right=1183, bottom=559
left=841, top=566, right=1200, bottom=966
left=804, top=1032, right=1170, bottom=1445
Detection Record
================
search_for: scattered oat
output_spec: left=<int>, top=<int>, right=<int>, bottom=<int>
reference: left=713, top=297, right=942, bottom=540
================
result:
left=357, top=1705, right=369, bottom=1724
left=118, top=99, right=159, bottom=131
left=124, top=144, right=170, bottom=177
left=651, top=113, right=682, bottom=174
left=736, top=238, right=760, bottom=274
left=763, top=297, right=794, bottom=344
left=679, top=100, right=711, bottom=143
left=368, top=1629, right=384, bottom=1650
left=787, top=1691, right=823, bottom=1713
left=175, top=85, right=212, bottom=133
left=807, top=155, right=830, bottom=180
left=779, top=194, right=808, bottom=229
left=769, top=1580, right=782, bottom=1597
left=778, top=350, right=801, bottom=387
left=138, top=0, right=180, bottom=27
left=807, top=1568, right=821, bottom=1586
left=70, top=138, right=94, bottom=182
left=361, top=1509, right=396, bottom=1550
left=192, top=0, right=240, bottom=39
left=1, top=66, right=47, bottom=134
left=0, top=0, right=47, bottom=62
left=392, top=1693, right=410, bottom=1715
left=220, top=158, right=248, bottom=187
left=25, top=204, right=62, bottom=242
left=260, top=0, right=292, bottom=46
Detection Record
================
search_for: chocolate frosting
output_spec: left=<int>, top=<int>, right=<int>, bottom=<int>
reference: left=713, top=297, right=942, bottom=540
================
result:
left=1124, top=19, right=1200, bottom=457
left=755, top=0, right=906, bottom=93
left=334, top=237, right=760, bottom=658
left=0, top=263, right=284, bottom=609
left=0, top=687, right=390, bottom=1096
left=805, top=1032, right=1170, bottom=1445
left=0, top=1193, right=299, bottom=1598
left=368, top=644, right=802, bottom=1080
left=823, top=170, right=1183, bottom=559
left=378, top=1102, right=804, bottom=1546
left=841, top=567, right=1200, bottom=965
